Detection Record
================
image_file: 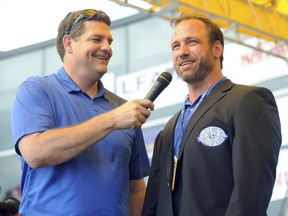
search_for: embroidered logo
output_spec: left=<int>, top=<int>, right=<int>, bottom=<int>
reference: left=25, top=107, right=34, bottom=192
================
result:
left=197, top=126, right=228, bottom=147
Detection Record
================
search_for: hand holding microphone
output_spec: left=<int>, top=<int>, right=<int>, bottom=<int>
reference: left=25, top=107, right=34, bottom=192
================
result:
left=111, top=72, right=172, bottom=129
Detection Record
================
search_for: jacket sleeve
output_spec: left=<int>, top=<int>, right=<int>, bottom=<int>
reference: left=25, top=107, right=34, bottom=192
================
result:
left=143, top=131, right=163, bottom=216
left=225, top=87, right=282, bottom=215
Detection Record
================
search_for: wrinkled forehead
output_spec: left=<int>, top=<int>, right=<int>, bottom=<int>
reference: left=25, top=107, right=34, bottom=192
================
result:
left=84, top=21, right=113, bottom=38
left=171, top=19, right=207, bottom=42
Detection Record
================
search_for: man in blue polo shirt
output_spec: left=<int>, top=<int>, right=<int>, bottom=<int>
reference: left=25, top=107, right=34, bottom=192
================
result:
left=11, top=9, right=154, bottom=216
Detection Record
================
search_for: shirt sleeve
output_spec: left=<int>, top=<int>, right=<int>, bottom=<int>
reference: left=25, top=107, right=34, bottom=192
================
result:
left=129, top=128, right=150, bottom=180
left=11, top=77, right=55, bottom=155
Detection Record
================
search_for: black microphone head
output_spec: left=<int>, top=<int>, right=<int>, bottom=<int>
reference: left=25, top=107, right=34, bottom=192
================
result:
left=157, top=72, right=172, bottom=86
left=144, top=71, right=172, bottom=102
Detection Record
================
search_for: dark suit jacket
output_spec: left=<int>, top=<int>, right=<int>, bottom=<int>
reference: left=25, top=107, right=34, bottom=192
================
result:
left=143, top=79, right=282, bottom=216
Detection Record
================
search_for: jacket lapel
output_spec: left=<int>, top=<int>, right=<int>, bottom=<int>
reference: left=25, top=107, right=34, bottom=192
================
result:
left=177, top=79, right=235, bottom=159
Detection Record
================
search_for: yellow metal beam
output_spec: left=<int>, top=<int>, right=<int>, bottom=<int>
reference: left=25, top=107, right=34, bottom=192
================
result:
left=146, top=0, right=288, bottom=42
left=113, top=0, right=288, bottom=61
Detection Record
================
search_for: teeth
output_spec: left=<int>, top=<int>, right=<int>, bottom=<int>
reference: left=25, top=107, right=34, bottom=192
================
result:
left=181, top=61, right=193, bottom=66
left=97, top=56, right=107, bottom=60
left=181, top=62, right=189, bottom=66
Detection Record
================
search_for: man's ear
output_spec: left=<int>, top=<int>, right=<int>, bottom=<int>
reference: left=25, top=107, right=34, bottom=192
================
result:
left=214, top=40, right=223, bottom=58
left=63, top=35, right=73, bottom=54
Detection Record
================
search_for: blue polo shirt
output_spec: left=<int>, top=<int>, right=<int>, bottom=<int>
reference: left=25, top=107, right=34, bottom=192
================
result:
left=11, top=67, right=150, bottom=216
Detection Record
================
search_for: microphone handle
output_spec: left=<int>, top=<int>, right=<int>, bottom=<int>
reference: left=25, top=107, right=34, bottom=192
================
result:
left=145, top=81, right=166, bottom=102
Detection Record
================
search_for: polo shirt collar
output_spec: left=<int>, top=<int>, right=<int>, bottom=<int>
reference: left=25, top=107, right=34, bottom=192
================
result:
left=56, top=67, right=108, bottom=101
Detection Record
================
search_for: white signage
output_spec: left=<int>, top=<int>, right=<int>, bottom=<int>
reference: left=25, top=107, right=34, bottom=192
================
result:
left=115, top=62, right=187, bottom=109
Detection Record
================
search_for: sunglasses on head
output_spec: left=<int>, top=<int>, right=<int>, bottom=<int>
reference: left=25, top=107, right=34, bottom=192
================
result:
left=67, top=9, right=107, bottom=34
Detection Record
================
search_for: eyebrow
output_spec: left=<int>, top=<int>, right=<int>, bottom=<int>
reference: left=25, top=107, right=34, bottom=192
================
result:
left=171, top=36, right=198, bottom=45
left=91, top=33, right=113, bottom=41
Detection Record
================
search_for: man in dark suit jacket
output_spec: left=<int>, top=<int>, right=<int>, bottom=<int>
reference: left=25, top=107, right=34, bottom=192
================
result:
left=143, top=12, right=282, bottom=216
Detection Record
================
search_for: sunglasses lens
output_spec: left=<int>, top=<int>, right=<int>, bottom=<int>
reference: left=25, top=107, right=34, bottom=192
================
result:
left=68, top=9, right=105, bottom=34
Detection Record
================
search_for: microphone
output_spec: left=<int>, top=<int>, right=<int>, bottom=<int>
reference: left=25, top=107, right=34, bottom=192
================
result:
left=145, top=72, right=172, bottom=102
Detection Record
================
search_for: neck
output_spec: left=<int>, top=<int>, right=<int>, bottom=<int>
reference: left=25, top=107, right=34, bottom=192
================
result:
left=187, top=73, right=223, bottom=103
left=64, top=66, right=100, bottom=98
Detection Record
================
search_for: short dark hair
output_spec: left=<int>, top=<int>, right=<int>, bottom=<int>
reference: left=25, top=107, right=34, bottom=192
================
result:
left=56, top=9, right=111, bottom=62
left=171, top=13, right=224, bottom=69
left=0, top=197, right=20, bottom=216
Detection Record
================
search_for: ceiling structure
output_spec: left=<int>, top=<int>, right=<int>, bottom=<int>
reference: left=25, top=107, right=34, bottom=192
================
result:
left=110, top=0, right=288, bottom=62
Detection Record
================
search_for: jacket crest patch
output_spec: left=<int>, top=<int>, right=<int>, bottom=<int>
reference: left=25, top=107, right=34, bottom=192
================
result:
left=197, top=126, right=228, bottom=147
